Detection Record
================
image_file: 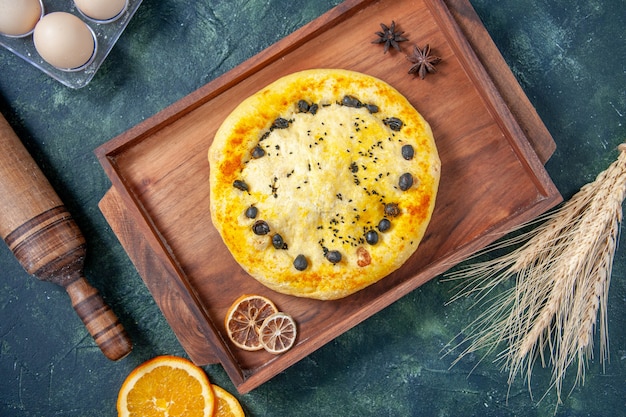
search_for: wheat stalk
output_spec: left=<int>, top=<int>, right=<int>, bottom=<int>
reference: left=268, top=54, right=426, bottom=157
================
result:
left=444, top=143, right=626, bottom=410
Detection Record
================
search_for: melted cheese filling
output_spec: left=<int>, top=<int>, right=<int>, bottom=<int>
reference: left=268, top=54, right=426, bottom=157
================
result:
left=237, top=103, right=417, bottom=268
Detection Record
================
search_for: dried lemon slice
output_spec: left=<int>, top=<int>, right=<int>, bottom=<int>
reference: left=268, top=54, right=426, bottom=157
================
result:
left=212, top=384, right=246, bottom=417
left=117, top=355, right=214, bottom=417
left=224, top=294, right=279, bottom=351
left=259, top=312, right=297, bottom=354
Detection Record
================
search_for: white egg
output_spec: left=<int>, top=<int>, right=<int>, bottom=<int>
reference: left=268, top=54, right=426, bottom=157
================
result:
left=74, top=0, right=127, bottom=22
left=33, top=12, right=96, bottom=70
left=0, top=0, right=43, bottom=37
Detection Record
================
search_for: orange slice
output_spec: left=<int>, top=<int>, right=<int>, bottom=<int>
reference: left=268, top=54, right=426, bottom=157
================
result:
left=117, top=355, right=215, bottom=417
left=259, top=312, right=297, bottom=354
left=212, top=384, right=246, bottom=417
left=225, top=294, right=279, bottom=351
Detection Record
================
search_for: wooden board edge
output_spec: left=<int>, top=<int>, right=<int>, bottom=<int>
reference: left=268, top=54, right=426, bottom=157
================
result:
left=236, top=186, right=563, bottom=393
left=93, top=0, right=374, bottom=163
left=445, top=0, right=556, bottom=163
left=97, top=188, right=218, bottom=364
left=429, top=0, right=558, bottom=197
left=94, top=0, right=565, bottom=393
left=94, top=0, right=555, bottom=167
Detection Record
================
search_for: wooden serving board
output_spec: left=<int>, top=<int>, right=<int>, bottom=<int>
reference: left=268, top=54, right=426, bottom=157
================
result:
left=96, top=0, right=562, bottom=393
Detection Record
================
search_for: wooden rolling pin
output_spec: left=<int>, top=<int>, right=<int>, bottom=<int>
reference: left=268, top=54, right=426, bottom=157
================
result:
left=0, top=113, right=132, bottom=361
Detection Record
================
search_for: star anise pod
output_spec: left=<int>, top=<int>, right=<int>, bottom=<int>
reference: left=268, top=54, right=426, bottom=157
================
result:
left=372, top=21, right=408, bottom=53
left=407, top=44, right=441, bottom=79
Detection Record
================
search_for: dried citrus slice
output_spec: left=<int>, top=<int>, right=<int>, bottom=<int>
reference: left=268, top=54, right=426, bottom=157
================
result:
left=117, top=355, right=215, bottom=417
left=259, top=312, right=297, bottom=354
left=225, top=294, right=279, bottom=351
left=212, top=384, right=246, bottom=417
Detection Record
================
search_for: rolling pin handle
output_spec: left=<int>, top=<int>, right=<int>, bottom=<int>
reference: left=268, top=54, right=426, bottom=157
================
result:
left=65, top=277, right=133, bottom=361
left=1, top=112, right=132, bottom=361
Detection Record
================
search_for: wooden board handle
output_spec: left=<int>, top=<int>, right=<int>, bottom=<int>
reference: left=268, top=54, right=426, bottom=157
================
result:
left=0, top=112, right=132, bottom=360
left=66, top=277, right=132, bottom=361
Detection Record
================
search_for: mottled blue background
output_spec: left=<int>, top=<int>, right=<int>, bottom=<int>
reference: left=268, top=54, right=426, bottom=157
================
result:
left=1, top=1, right=624, bottom=415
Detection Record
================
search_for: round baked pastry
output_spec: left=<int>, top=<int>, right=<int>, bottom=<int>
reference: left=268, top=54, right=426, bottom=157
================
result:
left=208, top=69, right=440, bottom=300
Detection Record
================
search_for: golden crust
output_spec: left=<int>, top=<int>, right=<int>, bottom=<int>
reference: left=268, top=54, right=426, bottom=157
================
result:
left=209, top=69, right=440, bottom=300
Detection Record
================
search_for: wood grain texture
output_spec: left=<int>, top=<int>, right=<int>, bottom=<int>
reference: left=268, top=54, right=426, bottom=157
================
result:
left=66, top=277, right=133, bottom=361
left=98, top=188, right=224, bottom=367
left=0, top=113, right=132, bottom=362
left=0, top=116, right=65, bottom=239
left=443, top=0, right=556, bottom=164
left=96, top=0, right=562, bottom=392
left=4, top=206, right=84, bottom=281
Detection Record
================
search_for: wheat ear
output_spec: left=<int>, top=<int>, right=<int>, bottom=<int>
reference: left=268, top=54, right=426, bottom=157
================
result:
left=444, top=143, right=626, bottom=410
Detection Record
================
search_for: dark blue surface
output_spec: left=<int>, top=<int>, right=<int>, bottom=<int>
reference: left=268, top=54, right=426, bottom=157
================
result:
left=1, top=1, right=625, bottom=415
